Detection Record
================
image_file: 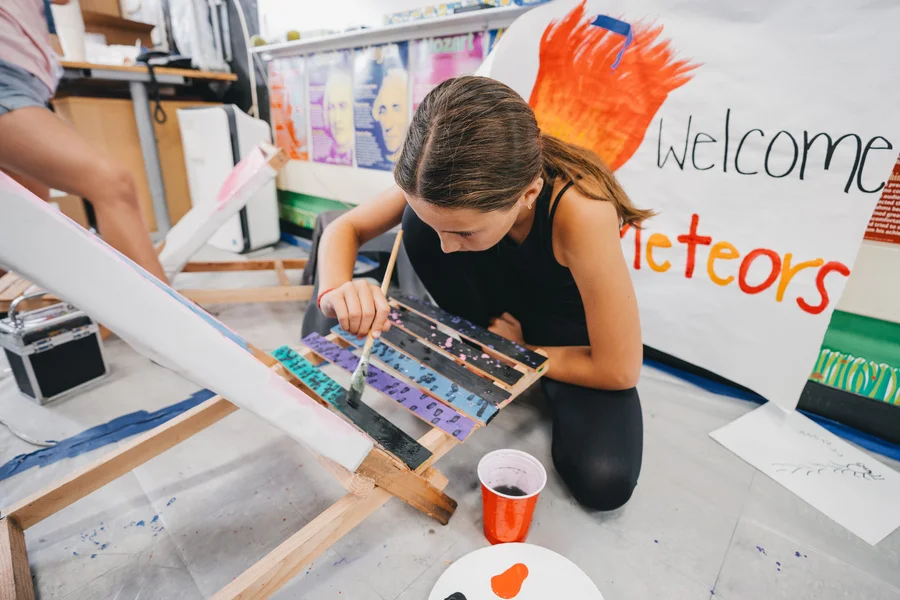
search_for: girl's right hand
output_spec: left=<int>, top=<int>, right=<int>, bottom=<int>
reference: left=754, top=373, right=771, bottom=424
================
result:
left=319, top=280, right=392, bottom=339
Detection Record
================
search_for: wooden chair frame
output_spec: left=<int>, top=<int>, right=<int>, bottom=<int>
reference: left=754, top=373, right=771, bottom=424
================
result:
left=0, top=296, right=548, bottom=599
left=1, top=259, right=313, bottom=314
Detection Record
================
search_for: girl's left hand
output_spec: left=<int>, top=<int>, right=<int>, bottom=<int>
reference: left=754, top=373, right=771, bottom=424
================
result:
left=488, top=312, right=525, bottom=345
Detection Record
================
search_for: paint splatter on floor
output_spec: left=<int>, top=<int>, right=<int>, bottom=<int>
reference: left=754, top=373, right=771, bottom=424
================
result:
left=167, top=497, right=177, bottom=506
left=756, top=545, right=767, bottom=555
left=333, top=557, right=347, bottom=567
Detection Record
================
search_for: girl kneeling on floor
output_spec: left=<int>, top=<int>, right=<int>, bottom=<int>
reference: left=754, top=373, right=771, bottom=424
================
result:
left=307, top=76, right=649, bottom=511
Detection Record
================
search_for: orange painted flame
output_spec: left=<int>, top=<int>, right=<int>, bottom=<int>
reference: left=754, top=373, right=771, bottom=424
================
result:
left=529, top=1, right=699, bottom=171
left=491, top=563, right=529, bottom=598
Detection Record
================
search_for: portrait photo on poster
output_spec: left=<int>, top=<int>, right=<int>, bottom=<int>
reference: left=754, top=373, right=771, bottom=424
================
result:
left=269, top=57, right=309, bottom=161
left=354, top=42, right=409, bottom=172
left=309, top=50, right=354, bottom=166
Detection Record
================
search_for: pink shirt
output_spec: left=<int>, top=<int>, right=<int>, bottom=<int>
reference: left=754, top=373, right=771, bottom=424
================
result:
left=0, top=0, right=61, bottom=92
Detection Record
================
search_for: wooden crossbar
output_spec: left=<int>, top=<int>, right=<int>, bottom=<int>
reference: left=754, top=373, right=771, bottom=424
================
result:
left=0, top=295, right=547, bottom=599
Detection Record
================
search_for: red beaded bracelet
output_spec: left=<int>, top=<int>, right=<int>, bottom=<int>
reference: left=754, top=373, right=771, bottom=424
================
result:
left=316, top=287, right=337, bottom=311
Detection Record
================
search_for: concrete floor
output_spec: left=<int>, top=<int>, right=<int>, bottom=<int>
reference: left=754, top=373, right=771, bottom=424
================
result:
left=0, top=246, right=898, bottom=600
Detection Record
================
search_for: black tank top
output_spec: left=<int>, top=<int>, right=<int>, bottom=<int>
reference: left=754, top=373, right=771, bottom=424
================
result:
left=496, top=178, right=588, bottom=344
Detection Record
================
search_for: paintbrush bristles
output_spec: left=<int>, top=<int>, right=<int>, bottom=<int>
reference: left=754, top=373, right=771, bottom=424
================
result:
left=345, top=230, right=404, bottom=409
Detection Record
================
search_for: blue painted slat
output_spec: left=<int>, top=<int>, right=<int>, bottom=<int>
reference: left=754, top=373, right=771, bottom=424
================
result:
left=331, top=327, right=499, bottom=423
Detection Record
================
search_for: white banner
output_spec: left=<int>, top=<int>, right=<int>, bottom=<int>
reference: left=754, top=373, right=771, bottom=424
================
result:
left=487, top=0, right=900, bottom=409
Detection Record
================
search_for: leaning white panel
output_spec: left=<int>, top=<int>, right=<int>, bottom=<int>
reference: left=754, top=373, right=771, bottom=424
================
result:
left=0, top=173, right=373, bottom=472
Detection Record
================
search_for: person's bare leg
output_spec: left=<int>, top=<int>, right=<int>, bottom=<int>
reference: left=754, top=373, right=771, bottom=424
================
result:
left=0, top=107, right=167, bottom=281
left=5, top=169, right=50, bottom=202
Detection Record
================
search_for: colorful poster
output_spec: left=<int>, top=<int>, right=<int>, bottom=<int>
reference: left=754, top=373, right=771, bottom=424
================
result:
left=268, top=57, right=308, bottom=161
left=487, top=0, right=900, bottom=410
left=411, top=32, right=485, bottom=111
left=353, top=43, right=409, bottom=172
left=308, top=50, right=354, bottom=166
left=864, top=155, right=900, bottom=244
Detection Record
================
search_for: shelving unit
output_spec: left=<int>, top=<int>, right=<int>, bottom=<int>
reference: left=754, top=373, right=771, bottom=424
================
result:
left=252, top=4, right=533, bottom=59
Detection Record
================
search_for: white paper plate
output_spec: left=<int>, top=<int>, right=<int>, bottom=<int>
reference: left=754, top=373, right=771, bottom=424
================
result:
left=429, top=543, right=603, bottom=600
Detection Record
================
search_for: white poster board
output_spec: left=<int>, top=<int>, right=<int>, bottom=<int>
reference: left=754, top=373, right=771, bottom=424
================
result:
left=486, top=0, right=900, bottom=409
left=711, top=403, right=900, bottom=545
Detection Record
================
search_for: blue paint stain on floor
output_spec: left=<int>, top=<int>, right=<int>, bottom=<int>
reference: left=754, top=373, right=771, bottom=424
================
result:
left=333, top=557, right=347, bottom=567
left=0, top=390, right=215, bottom=481
left=150, top=515, right=159, bottom=524
left=755, top=545, right=767, bottom=555
left=167, top=497, right=177, bottom=506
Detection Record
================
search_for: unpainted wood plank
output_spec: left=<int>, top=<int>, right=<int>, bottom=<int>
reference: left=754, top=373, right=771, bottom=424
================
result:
left=378, top=326, right=511, bottom=406
left=180, top=286, right=313, bottom=304
left=210, top=429, right=454, bottom=600
left=355, top=447, right=457, bottom=524
left=272, top=346, right=432, bottom=470
left=0, top=518, right=34, bottom=600
left=389, top=306, right=524, bottom=386
left=0, top=277, right=32, bottom=303
left=0, top=272, right=20, bottom=296
left=1, top=397, right=237, bottom=530
left=331, top=327, right=498, bottom=423
left=394, top=294, right=549, bottom=370
left=274, top=260, right=290, bottom=286
left=182, top=260, right=277, bottom=272
left=298, top=335, right=476, bottom=441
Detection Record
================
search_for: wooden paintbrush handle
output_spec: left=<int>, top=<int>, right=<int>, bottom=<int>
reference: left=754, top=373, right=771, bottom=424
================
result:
left=380, top=230, right=403, bottom=295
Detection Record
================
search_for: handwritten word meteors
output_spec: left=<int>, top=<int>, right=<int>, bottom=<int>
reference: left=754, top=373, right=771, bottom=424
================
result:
left=657, top=109, right=894, bottom=194
left=621, top=214, right=849, bottom=315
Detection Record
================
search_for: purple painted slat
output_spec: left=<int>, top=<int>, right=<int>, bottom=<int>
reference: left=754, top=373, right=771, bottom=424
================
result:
left=302, top=333, right=476, bottom=441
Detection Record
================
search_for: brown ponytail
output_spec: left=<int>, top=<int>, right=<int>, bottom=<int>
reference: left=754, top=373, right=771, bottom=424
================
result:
left=540, top=133, right=655, bottom=227
left=395, top=75, right=654, bottom=227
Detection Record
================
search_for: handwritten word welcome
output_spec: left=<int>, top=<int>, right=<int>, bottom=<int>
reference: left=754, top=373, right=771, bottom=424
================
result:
left=621, top=214, right=849, bottom=315
left=657, top=109, right=894, bottom=194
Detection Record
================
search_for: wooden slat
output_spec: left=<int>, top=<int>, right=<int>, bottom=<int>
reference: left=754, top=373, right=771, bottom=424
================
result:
left=180, top=286, right=313, bottom=304
left=274, top=260, right=290, bottom=286
left=389, top=306, right=524, bottom=386
left=0, top=272, right=20, bottom=296
left=297, top=336, right=476, bottom=441
left=272, top=346, right=432, bottom=470
left=0, top=518, right=34, bottom=600
left=209, top=429, right=452, bottom=600
left=332, top=328, right=498, bottom=423
left=355, top=447, right=457, bottom=524
left=0, top=277, right=32, bottom=303
left=394, top=294, right=549, bottom=370
left=61, top=60, right=238, bottom=81
left=181, top=259, right=307, bottom=273
left=379, top=326, right=510, bottom=406
left=1, top=396, right=237, bottom=530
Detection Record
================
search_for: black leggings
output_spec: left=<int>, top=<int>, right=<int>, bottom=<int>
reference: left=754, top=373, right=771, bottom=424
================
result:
left=303, top=208, right=643, bottom=510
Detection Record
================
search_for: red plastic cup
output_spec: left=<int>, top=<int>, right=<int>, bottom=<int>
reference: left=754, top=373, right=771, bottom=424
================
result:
left=478, top=449, right=547, bottom=545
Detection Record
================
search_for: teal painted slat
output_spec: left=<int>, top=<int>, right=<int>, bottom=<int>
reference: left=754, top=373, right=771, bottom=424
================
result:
left=272, top=346, right=431, bottom=470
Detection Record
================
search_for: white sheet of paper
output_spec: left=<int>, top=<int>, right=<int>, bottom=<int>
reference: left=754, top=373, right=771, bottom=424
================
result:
left=710, top=403, right=900, bottom=545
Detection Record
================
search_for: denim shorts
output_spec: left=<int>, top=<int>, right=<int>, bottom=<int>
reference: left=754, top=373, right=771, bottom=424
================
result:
left=0, top=59, right=52, bottom=116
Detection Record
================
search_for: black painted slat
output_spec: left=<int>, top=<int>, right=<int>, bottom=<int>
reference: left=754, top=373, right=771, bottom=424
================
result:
left=390, top=307, right=523, bottom=386
left=393, top=294, right=548, bottom=370
left=273, top=345, right=431, bottom=470
left=380, top=326, right=510, bottom=406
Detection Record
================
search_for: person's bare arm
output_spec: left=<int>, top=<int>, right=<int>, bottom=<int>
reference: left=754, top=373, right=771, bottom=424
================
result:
left=317, top=185, right=407, bottom=337
left=489, top=192, right=643, bottom=389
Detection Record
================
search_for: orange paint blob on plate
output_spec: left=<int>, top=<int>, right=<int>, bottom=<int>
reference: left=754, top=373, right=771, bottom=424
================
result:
left=491, top=563, right=529, bottom=598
